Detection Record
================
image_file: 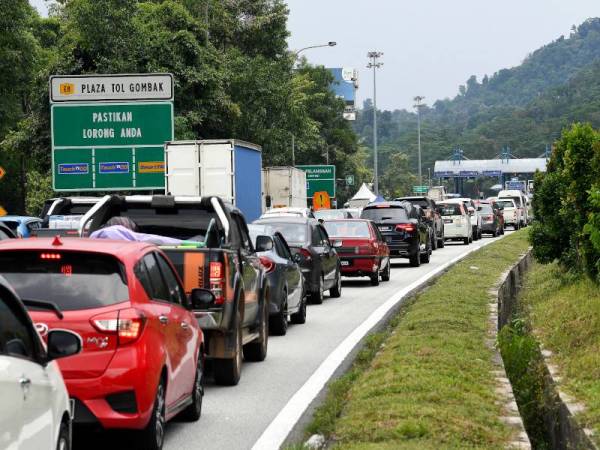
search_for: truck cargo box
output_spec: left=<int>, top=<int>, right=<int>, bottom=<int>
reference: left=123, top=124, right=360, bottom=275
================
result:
left=262, top=166, right=307, bottom=210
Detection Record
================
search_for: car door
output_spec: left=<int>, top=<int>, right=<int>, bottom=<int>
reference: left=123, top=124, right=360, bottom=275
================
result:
left=155, top=253, right=198, bottom=402
left=138, top=252, right=188, bottom=406
left=0, top=290, right=54, bottom=450
left=274, top=235, right=302, bottom=309
left=372, top=224, right=388, bottom=269
left=231, top=213, right=261, bottom=327
left=318, top=225, right=337, bottom=285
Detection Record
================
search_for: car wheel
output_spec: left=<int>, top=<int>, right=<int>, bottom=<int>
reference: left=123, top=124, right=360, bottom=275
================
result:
left=409, top=248, right=421, bottom=267
left=269, top=294, right=288, bottom=336
left=381, top=261, right=391, bottom=282
left=139, top=378, right=166, bottom=450
left=181, top=355, right=204, bottom=421
left=56, top=421, right=69, bottom=450
left=438, top=237, right=445, bottom=248
left=463, top=237, right=469, bottom=245
left=421, top=245, right=431, bottom=264
left=213, top=312, right=242, bottom=386
left=329, top=269, right=342, bottom=298
left=431, top=232, right=438, bottom=250
left=491, top=230, right=497, bottom=237
left=310, top=276, right=324, bottom=304
left=244, top=301, right=268, bottom=362
left=290, top=295, right=307, bottom=324
left=370, top=270, right=380, bottom=286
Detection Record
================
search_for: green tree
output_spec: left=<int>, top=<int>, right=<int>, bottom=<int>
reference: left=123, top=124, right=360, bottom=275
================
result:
left=380, top=152, right=416, bottom=199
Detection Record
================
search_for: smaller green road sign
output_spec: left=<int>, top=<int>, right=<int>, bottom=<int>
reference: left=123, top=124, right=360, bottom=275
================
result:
left=297, top=165, right=336, bottom=198
left=345, top=174, right=355, bottom=186
left=412, top=185, right=429, bottom=193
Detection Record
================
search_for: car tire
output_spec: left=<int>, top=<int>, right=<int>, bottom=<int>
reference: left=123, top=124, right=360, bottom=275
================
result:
left=421, top=246, right=431, bottom=264
left=329, top=269, right=342, bottom=298
left=269, top=295, right=288, bottom=336
left=243, top=302, right=268, bottom=362
left=56, top=421, right=69, bottom=450
left=181, top=356, right=204, bottom=421
left=370, top=271, right=380, bottom=286
left=463, top=237, right=469, bottom=245
left=431, top=233, right=438, bottom=250
left=381, top=261, right=391, bottom=282
left=290, top=296, right=307, bottom=324
left=469, top=234, right=473, bottom=243
left=310, top=276, right=324, bottom=304
left=409, top=248, right=421, bottom=267
left=437, top=237, right=445, bottom=248
left=138, top=378, right=166, bottom=450
left=213, top=312, right=242, bottom=386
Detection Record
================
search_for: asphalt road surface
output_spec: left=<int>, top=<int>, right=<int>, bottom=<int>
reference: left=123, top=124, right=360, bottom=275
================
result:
left=74, top=232, right=509, bottom=450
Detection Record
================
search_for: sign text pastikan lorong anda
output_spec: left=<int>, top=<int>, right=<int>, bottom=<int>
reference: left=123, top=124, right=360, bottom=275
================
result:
left=50, top=74, right=174, bottom=191
left=297, top=165, right=336, bottom=198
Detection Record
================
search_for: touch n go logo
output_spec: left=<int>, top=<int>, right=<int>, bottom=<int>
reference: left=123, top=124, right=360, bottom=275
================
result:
left=59, top=82, right=75, bottom=95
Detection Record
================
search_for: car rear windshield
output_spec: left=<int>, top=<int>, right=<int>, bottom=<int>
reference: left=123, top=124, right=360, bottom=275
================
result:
left=439, top=204, right=462, bottom=216
left=314, top=210, right=346, bottom=220
left=253, top=222, right=307, bottom=246
left=501, top=196, right=522, bottom=207
left=0, top=251, right=129, bottom=311
left=397, top=198, right=429, bottom=209
left=0, top=221, right=19, bottom=232
left=324, top=221, right=370, bottom=238
left=479, top=205, right=493, bottom=214
left=361, top=207, right=408, bottom=222
left=497, top=200, right=516, bottom=208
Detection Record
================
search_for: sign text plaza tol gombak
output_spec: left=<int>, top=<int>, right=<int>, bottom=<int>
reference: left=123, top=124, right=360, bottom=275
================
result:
left=50, top=73, right=174, bottom=191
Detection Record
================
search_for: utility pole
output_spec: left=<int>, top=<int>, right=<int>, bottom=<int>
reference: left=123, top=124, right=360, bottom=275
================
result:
left=291, top=134, right=295, bottom=166
left=367, top=51, right=383, bottom=195
left=414, top=96, right=426, bottom=186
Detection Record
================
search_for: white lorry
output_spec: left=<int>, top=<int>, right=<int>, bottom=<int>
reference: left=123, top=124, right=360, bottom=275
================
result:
left=262, top=166, right=307, bottom=210
left=498, top=189, right=528, bottom=227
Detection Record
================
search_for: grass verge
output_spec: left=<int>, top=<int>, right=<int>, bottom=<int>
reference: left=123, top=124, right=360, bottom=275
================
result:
left=515, top=260, right=600, bottom=446
left=298, top=231, right=530, bottom=450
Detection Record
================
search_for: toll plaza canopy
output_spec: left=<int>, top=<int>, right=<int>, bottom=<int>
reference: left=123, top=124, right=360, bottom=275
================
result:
left=433, top=158, right=547, bottom=178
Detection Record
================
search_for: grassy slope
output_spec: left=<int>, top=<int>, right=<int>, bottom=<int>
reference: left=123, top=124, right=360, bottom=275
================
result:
left=519, top=261, right=600, bottom=444
left=304, top=231, right=530, bottom=450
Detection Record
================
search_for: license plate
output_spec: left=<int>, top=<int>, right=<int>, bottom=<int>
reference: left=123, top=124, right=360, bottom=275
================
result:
left=443, top=219, right=452, bottom=224
left=379, top=226, right=391, bottom=231
left=340, top=260, right=350, bottom=266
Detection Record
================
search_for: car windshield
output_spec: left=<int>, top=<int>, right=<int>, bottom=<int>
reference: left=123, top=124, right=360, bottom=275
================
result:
left=0, top=221, right=19, bottom=232
left=253, top=222, right=307, bottom=246
left=361, top=207, right=408, bottom=221
left=439, top=204, right=462, bottom=216
left=497, top=200, right=516, bottom=208
left=0, top=251, right=129, bottom=311
left=314, top=210, right=345, bottom=220
left=324, top=221, right=370, bottom=238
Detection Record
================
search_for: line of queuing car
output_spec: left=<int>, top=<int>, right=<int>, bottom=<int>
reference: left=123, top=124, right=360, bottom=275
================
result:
left=0, top=192, right=512, bottom=450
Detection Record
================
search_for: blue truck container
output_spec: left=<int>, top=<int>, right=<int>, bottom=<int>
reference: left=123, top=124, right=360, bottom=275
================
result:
left=165, top=139, right=263, bottom=221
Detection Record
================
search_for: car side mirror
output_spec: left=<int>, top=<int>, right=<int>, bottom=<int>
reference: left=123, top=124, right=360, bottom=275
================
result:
left=47, top=330, right=81, bottom=362
left=190, top=288, right=216, bottom=309
left=255, top=235, right=274, bottom=252
left=331, top=239, right=343, bottom=248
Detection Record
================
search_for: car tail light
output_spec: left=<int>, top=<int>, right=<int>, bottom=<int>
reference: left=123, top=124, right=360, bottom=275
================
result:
left=395, top=224, right=415, bottom=233
left=40, top=253, right=61, bottom=260
left=259, top=256, right=275, bottom=273
left=91, top=308, right=146, bottom=346
left=299, top=248, right=312, bottom=262
left=209, top=261, right=225, bottom=305
left=358, top=244, right=373, bottom=255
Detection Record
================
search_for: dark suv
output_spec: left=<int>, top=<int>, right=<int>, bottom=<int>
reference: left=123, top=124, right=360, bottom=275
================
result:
left=395, top=196, right=444, bottom=249
left=361, top=201, right=432, bottom=267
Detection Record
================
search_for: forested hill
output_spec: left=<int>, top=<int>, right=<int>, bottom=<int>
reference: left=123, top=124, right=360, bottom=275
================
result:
left=354, top=18, right=600, bottom=196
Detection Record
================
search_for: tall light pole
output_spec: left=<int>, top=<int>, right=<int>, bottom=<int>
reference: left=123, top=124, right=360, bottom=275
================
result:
left=290, top=41, right=337, bottom=166
left=367, top=51, right=383, bottom=195
left=414, top=95, right=426, bottom=186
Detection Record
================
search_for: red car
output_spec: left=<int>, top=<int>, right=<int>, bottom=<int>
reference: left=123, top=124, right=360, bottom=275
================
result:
left=323, top=219, right=391, bottom=286
left=0, top=237, right=205, bottom=450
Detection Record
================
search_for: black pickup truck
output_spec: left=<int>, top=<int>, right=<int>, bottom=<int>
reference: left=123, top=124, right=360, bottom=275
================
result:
left=81, top=194, right=269, bottom=386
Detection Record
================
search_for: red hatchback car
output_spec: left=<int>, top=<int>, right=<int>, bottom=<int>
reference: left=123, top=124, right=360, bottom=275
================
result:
left=0, top=237, right=204, bottom=450
left=323, top=219, right=391, bottom=286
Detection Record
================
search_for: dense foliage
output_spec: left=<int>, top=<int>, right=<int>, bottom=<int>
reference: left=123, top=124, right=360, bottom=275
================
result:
left=354, top=19, right=600, bottom=197
left=0, top=0, right=362, bottom=214
left=530, top=123, right=600, bottom=280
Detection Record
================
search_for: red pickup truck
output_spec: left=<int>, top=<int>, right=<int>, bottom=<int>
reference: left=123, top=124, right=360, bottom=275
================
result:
left=82, top=195, right=268, bottom=386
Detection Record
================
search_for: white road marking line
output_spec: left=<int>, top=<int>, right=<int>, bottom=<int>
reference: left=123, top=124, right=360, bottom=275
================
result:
left=252, top=236, right=503, bottom=450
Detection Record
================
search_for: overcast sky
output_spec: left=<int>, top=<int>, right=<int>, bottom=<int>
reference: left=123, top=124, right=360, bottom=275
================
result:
left=30, top=0, right=600, bottom=111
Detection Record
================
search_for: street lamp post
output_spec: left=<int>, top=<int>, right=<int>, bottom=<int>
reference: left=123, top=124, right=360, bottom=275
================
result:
left=414, top=96, right=426, bottom=186
left=290, top=41, right=337, bottom=166
left=367, top=51, right=383, bottom=195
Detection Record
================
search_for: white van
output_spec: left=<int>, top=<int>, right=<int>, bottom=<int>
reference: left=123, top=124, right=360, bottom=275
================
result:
left=496, top=198, right=520, bottom=229
left=438, top=201, right=472, bottom=244
left=498, top=190, right=527, bottom=227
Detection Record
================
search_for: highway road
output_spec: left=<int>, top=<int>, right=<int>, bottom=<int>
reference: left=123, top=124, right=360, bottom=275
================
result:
left=74, top=233, right=508, bottom=450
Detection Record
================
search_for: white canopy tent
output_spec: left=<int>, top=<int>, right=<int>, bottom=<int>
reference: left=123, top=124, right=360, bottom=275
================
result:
left=347, top=183, right=376, bottom=208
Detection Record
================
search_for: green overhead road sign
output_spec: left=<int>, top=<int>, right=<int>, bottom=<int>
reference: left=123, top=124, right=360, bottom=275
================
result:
left=345, top=174, right=355, bottom=186
left=412, top=185, right=429, bottom=193
left=50, top=73, right=174, bottom=192
left=297, top=165, right=336, bottom=198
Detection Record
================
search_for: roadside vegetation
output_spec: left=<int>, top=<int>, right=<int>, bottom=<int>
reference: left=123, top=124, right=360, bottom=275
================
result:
left=503, top=260, right=600, bottom=447
left=301, top=231, right=529, bottom=449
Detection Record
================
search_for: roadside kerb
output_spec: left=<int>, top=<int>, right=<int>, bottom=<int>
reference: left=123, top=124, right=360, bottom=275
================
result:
left=252, top=236, right=506, bottom=450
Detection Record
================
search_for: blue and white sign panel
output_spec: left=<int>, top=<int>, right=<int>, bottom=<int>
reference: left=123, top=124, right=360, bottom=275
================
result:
left=58, top=163, right=89, bottom=175
left=99, top=162, right=130, bottom=174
